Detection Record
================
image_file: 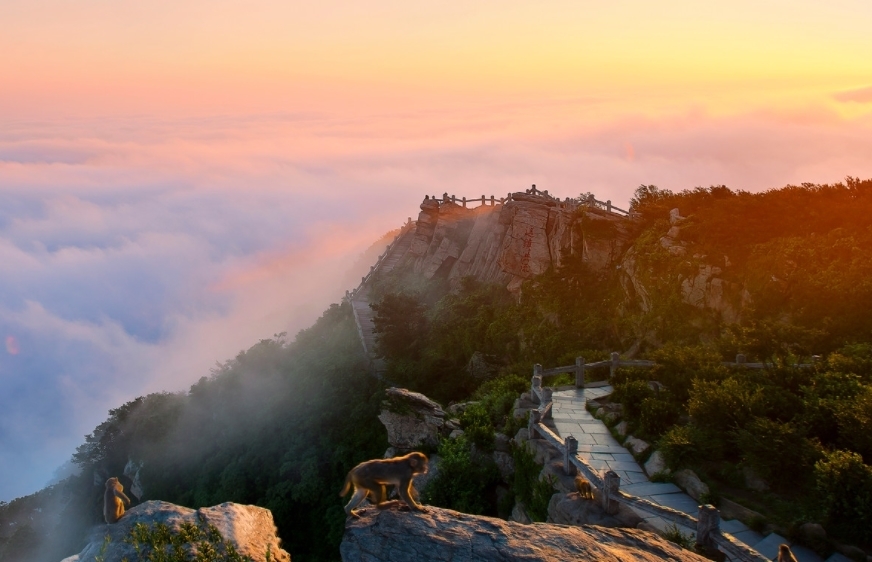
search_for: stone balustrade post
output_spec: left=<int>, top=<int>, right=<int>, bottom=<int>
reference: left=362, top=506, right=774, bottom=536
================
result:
left=531, top=363, right=543, bottom=405
left=610, top=352, right=620, bottom=380
left=607, top=200, right=612, bottom=213
left=736, top=353, right=746, bottom=365
left=696, top=504, right=720, bottom=550
left=462, top=196, right=467, bottom=207
left=575, top=357, right=585, bottom=388
left=490, top=195, right=495, bottom=205
left=564, top=435, right=578, bottom=475
left=528, top=408, right=541, bottom=437
left=602, top=470, right=620, bottom=514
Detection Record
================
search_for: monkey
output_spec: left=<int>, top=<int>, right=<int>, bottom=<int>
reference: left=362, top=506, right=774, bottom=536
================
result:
left=574, top=475, right=594, bottom=500
left=103, top=477, right=131, bottom=524
left=340, top=452, right=429, bottom=518
left=777, top=544, right=798, bottom=562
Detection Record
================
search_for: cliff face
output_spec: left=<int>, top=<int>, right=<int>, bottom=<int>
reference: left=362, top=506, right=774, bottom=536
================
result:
left=405, top=193, right=632, bottom=293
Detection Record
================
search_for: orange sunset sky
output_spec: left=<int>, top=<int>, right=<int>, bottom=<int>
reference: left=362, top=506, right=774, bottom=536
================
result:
left=1, top=0, right=871, bottom=500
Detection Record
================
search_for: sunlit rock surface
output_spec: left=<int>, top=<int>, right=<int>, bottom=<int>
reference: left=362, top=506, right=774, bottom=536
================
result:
left=340, top=504, right=708, bottom=562
left=61, top=501, right=290, bottom=562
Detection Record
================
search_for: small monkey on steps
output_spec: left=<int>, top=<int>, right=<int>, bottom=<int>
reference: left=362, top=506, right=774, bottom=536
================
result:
left=574, top=476, right=594, bottom=499
left=340, top=452, right=429, bottom=518
left=103, top=477, right=131, bottom=524
left=777, top=544, right=798, bottom=562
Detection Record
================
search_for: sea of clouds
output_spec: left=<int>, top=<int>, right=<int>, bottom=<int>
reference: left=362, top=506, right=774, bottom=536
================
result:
left=1, top=100, right=871, bottom=500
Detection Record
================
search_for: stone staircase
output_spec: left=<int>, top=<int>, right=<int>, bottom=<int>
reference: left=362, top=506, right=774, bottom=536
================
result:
left=550, top=387, right=851, bottom=562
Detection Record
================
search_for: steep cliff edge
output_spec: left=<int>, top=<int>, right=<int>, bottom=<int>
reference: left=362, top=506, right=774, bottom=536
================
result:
left=340, top=504, right=707, bottom=561
left=404, top=192, right=632, bottom=293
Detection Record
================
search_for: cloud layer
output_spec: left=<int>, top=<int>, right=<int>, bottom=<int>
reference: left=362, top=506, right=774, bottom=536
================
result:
left=1, top=101, right=872, bottom=500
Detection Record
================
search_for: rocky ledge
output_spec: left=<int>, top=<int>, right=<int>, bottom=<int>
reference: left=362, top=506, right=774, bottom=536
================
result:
left=340, top=504, right=707, bottom=562
left=61, top=500, right=290, bottom=562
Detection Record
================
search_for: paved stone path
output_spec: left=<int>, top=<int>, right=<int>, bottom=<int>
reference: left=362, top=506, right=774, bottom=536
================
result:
left=550, top=386, right=838, bottom=562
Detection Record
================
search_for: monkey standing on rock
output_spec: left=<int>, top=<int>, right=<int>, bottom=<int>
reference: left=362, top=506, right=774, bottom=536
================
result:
left=340, top=452, right=429, bottom=518
left=574, top=476, right=594, bottom=499
left=103, top=477, right=131, bottom=524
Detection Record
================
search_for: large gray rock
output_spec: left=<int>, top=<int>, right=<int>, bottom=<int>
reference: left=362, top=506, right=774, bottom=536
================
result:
left=624, top=436, right=650, bottom=456
left=644, top=450, right=670, bottom=477
left=673, top=469, right=709, bottom=501
left=62, top=501, right=290, bottom=562
left=340, top=505, right=708, bottom=561
left=378, top=387, right=446, bottom=450
left=547, top=493, right=622, bottom=527
left=122, top=458, right=144, bottom=500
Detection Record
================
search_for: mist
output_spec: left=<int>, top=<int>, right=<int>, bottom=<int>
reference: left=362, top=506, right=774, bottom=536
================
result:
left=2, top=100, right=872, bottom=501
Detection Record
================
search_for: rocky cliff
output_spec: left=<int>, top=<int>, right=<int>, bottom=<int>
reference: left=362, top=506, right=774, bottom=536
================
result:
left=61, top=501, right=290, bottom=562
left=340, top=504, right=707, bottom=561
left=404, top=192, right=632, bottom=293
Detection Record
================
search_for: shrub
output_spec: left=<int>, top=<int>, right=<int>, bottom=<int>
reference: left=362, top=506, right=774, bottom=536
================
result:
left=639, top=396, right=681, bottom=438
left=814, top=450, right=872, bottom=543
left=423, top=436, right=500, bottom=515
left=688, top=378, right=765, bottom=432
left=650, top=344, right=728, bottom=403
left=460, top=402, right=495, bottom=451
left=612, top=380, right=655, bottom=421
left=511, top=443, right=555, bottom=522
left=734, top=417, right=823, bottom=485
left=661, top=523, right=695, bottom=550
left=659, top=425, right=725, bottom=468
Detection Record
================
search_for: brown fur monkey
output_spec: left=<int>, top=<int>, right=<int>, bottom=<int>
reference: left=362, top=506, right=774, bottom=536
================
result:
left=340, top=452, right=428, bottom=517
left=103, top=477, right=131, bottom=524
left=574, top=476, right=594, bottom=499
left=777, top=544, right=798, bottom=562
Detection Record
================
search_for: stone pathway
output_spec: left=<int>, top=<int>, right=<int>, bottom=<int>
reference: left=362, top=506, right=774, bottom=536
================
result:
left=550, top=385, right=838, bottom=562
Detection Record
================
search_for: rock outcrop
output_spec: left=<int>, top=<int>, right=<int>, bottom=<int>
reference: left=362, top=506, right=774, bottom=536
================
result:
left=61, top=501, right=290, bottom=562
left=378, top=387, right=447, bottom=451
left=406, top=193, right=631, bottom=293
left=340, top=504, right=708, bottom=561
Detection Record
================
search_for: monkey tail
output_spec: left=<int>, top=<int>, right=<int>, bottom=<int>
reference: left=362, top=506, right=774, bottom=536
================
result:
left=339, top=475, right=351, bottom=497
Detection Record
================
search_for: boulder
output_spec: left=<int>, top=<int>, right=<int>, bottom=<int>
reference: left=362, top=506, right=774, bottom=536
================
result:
left=62, top=501, right=290, bottom=562
left=340, top=505, right=709, bottom=561
left=546, top=493, right=622, bottom=528
left=446, top=401, right=479, bottom=416
left=513, top=428, right=529, bottom=445
left=122, top=458, right=144, bottom=500
left=644, top=451, right=670, bottom=477
left=511, top=502, right=533, bottom=524
left=615, top=421, right=629, bottom=437
left=624, top=436, right=650, bottom=456
left=673, top=469, right=709, bottom=502
left=493, top=451, right=515, bottom=481
left=378, top=387, right=445, bottom=450
left=494, top=432, right=512, bottom=453
left=742, top=465, right=770, bottom=492
left=467, top=351, right=501, bottom=380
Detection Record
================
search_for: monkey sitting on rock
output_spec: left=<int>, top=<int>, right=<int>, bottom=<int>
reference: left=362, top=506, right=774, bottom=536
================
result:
left=103, top=477, right=131, bottom=524
left=574, top=476, right=594, bottom=500
left=340, top=452, right=429, bottom=518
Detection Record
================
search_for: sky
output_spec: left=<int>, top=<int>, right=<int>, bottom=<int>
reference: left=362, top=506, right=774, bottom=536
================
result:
left=1, top=0, right=872, bottom=501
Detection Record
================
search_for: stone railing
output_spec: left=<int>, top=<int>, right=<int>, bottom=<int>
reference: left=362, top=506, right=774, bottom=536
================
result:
left=531, top=353, right=815, bottom=389
left=525, top=383, right=768, bottom=562
left=426, top=185, right=631, bottom=217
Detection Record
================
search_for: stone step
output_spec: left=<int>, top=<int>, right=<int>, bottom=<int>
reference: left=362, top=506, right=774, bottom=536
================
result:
left=752, top=533, right=790, bottom=561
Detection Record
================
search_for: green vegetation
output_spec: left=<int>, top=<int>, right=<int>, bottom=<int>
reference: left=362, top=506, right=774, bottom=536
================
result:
left=4, top=179, right=872, bottom=560
left=124, top=521, right=257, bottom=562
